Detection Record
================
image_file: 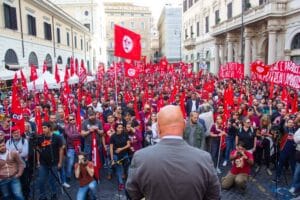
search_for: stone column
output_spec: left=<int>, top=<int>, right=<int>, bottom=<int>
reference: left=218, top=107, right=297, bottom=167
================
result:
left=268, top=30, right=277, bottom=64
left=244, top=36, right=251, bottom=76
left=252, top=39, right=257, bottom=61
left=214, top=43, right=220, bottom=74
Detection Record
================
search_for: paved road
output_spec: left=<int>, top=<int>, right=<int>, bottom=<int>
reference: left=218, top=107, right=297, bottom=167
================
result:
left=29, top=161, right=298, bottom=200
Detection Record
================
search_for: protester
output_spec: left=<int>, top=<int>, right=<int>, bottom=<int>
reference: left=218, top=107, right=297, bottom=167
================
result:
left=221, top=141, right=254, bottom=191
left=235, top=117, right=257, bottom=152
left=0, top=139, right=25, bottom=200
left=75, top=152, right=98, bottom=200
left=126, top=105, right=220, bottom=200
left=290, top=127, right=300, bottom=194
left=37, top=122, right=64, bottom=200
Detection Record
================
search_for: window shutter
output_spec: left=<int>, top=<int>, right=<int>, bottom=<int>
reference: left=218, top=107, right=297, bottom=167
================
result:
left=32, top=17, right=36, bottom=36
left=10, top=6, right=17, bottom=30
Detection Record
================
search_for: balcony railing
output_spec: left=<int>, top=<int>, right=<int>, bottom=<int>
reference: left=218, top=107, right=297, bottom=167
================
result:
left=211, top=0, right=288, bottom=36
left=183, top=37, right=196, bottom=50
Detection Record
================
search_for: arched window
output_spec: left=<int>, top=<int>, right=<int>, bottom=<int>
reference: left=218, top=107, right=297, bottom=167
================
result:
left=45, top=54, right=53, bottom=73
left=291, top=33, right=300, bottom=50
left=57, top=56, right=62, bottom=64
left=4, top=49, right=19, bottom=70
left=28, top=52, right=38, bottom=67
left=67, top=57, right=71, bottom=67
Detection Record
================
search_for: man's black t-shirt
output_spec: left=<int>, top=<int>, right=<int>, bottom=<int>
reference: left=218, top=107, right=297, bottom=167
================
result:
left=110, top=133, right=129, bottom=158
left=237, top=127, right=256, bottom=150
left=38, top=134, right=63, bottom=166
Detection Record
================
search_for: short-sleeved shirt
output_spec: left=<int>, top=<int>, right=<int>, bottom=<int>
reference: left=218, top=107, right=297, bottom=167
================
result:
left=237, top=128, right=256, bottom=150
left=37, top=134, right=63, bottom=166
left=110, top=133, right=129, bottom=158
left=81, top=119, right=103, bottom=146
left=230, top=150, right=253, bottom=175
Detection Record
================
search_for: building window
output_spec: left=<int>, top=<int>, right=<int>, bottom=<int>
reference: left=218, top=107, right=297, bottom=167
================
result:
left=67, top=32, right=70, bottom=46
left=205, top=16, right=209, bottom=33
left=44, top=22, right=52, bottom=40
left=185, top=29, right=188, bottom=39
left=84, top=23, right=90, bottom=31
left=191, top=54, right=194, bottom=61
left=84, top=10, right=89, bottom=16
left=45, top=54, right=53, bottom=73
left=259, top=0, right=267, bottom=5
left=196, top=22, right=200, bottom=37
left=56, top=28, right=61, bottom=43
left=74, top=36, right=77, bottom=48
left=57, top=56, right=62, bottom=64
left=27, top=15, right=36, bottom=36
left=185, top=55, right=188, bottom=61
left=183, top=0, right=187, bottom=12
left=190, top=26, right=193, bottom=38
left=215, top=10, right=220, bottom=25
left=227, top=3, right=232, bottom=19
left=189, top=0, right=193, bottom=8
left=3, top=4, right=17, bottom=30
left=81, top=39, right=83, bottom=50
left=131, top=22, right=134, bottom=29
left=28, top=52, right=38, bottom=66
left=197, top=52, right=200, bottom=60
left=291, top=33, right=300, bottom=49
left=244, top=0, right=251, bottom=11
left=141, top=22, right=145, bottom=29
left=4, top=49, right=18, bottom=69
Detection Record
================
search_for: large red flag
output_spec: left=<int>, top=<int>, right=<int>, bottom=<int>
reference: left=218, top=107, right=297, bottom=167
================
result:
left=79, top=60, right=87, bottom=83
left=64, top=66, right=70, bottom=82
left=114, top=25, right=141, bottom=60
left=11, top=74, right=25, bottom=134
left=44, top=81, right=49, bottom=100
left=55, top=64, right=60, bottom=83
left=124, top=62, right=139, bottom=78
left=30, top=65, right=38, bottom=81
left=92, top=132, right=101, bottom=180
left=35, top=109, right=43, bottom=134
left=20, top=69, right=27, bottom=90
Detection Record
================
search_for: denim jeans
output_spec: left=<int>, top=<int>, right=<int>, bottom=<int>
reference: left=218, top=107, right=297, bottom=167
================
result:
left=76, top=180, right=98, bottom=200
left=38, top=165, right=60, bottom=199
left=292, top=162, right=300, bottom=191
left=0, top=177, right=24, bottom=200
left=105, top=145, right=112, bottom=175
left=210, top=139, right=221, bottom=167
left=276, top=148, right=296, bottom=179
left=66, top=148, right=76, bottom=178
left=225, top=136, right=235, bottom=162
left=84, top=144, right=92, bottom=160
left=113, top=154, right=126, bottom=184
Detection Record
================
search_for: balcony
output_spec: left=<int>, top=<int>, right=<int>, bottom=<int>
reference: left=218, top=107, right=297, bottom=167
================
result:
left=184, top=37, right=196, bottom=50
left=211, top=0, right=288, bottom=36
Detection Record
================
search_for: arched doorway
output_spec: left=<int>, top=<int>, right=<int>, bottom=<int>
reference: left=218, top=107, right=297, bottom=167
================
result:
left=57, top=56, right=62, bottom=64
left=291, top=33, right=300, bottom=64
left=4, top=49, right=19, bottom=70
left=28, top=52, right=38, bottom=67
left=45, top=54, right=53, bottom=73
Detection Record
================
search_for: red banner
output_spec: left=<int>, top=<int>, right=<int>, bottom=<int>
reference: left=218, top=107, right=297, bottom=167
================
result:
left=251, top=60, right=300, bottom=89
left=219, top=62, right=244, bottom=79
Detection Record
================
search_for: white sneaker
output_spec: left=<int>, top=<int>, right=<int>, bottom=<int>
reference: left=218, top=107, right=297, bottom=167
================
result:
left=222, top=161, right=227, bottom=167
left=63, top=182, right=71, bottom=188
left=289, top=187, right=296, bottom=194
left=216, top=168, right=222, bottom=174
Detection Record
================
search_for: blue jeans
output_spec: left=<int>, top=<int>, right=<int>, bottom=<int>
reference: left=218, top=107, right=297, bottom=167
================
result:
left=38, top=165, right=59, bottom=199
left=76, top=180, right=98, bottom=200
left=0, top=177, right=24, bottom=200
left=276, top=147, right=296, bottom=179
left=105, top=145, right=112, bottom=175
left=225, top=136, right=235, bottom=162
left=66, top=149, right=76, bottom=178
left=210, top=139, right=220, bottom=167
left=84, top=144, right=92, bottom=160
left=113, top=154, right=126, bottom=184
left=292, top=162, right=300, bottom=190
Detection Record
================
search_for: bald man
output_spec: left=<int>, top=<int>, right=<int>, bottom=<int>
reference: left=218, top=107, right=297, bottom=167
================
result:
left=126, top=105, right=220, bottom=200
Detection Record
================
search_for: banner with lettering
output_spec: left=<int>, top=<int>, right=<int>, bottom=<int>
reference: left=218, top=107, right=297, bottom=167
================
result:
left=218, top=62, right=244, bottom=79
left=251, top=60, right=300, bottom=89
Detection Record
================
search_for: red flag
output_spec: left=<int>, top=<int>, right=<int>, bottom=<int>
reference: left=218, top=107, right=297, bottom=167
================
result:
left=92, top=132, right=101, bottom=180
left=64, top=66, right=70, bottom=82
left=124, top=62, right=139, bottom=78
left=76, top=106, right=82, bottom=132
left=291, top=95, right=298, bottom=114
left=70, top=61, right=75, bottom=76
left=20, top=69, right=27, bottom=90
left=44, top=81, right=49, bottom=100
left=54, top=64, right=60, bottom=83
left=30, top=65, right=38, bottom=81
left=180, top=92, right=187, bottom=118
left=79, top=60, right=87, bottom=83
left=114, top=25, right=141, bottom=60
left=281, top=88, right=288, bottom=105
left=44, top=108, right=49, bottom=122
left=43, top=61, right=47, bottom=73
left=269, top=83, right=274, bottom=99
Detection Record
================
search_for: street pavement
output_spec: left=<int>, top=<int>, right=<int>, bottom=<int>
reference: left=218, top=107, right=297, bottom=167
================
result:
left=36, top=162, right=298, bottom=200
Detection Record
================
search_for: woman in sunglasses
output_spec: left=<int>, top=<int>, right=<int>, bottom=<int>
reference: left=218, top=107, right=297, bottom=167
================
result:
left=64, top=114, right=81, bottom=182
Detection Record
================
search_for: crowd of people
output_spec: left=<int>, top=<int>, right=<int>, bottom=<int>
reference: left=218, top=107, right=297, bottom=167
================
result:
left=0, top=62, right=299, bottom=200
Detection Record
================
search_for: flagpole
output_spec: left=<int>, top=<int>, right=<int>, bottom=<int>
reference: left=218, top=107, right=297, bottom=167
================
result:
left=114, top=60, right=118, bottom=105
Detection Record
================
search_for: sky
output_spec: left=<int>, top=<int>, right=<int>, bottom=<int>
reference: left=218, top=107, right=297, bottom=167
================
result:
left=104, top=0, right=182, bottom=23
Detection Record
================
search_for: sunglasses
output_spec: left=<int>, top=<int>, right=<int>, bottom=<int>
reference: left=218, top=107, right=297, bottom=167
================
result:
left=69, top=119, right=75, bottom=121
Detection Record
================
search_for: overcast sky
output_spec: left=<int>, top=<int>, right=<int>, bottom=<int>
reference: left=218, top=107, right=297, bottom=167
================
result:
left=104, top=0, right=182, bottom=23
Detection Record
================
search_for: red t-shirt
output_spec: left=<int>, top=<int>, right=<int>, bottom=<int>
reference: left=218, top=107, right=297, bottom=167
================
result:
left=230, top=150, right=253, bottom=175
